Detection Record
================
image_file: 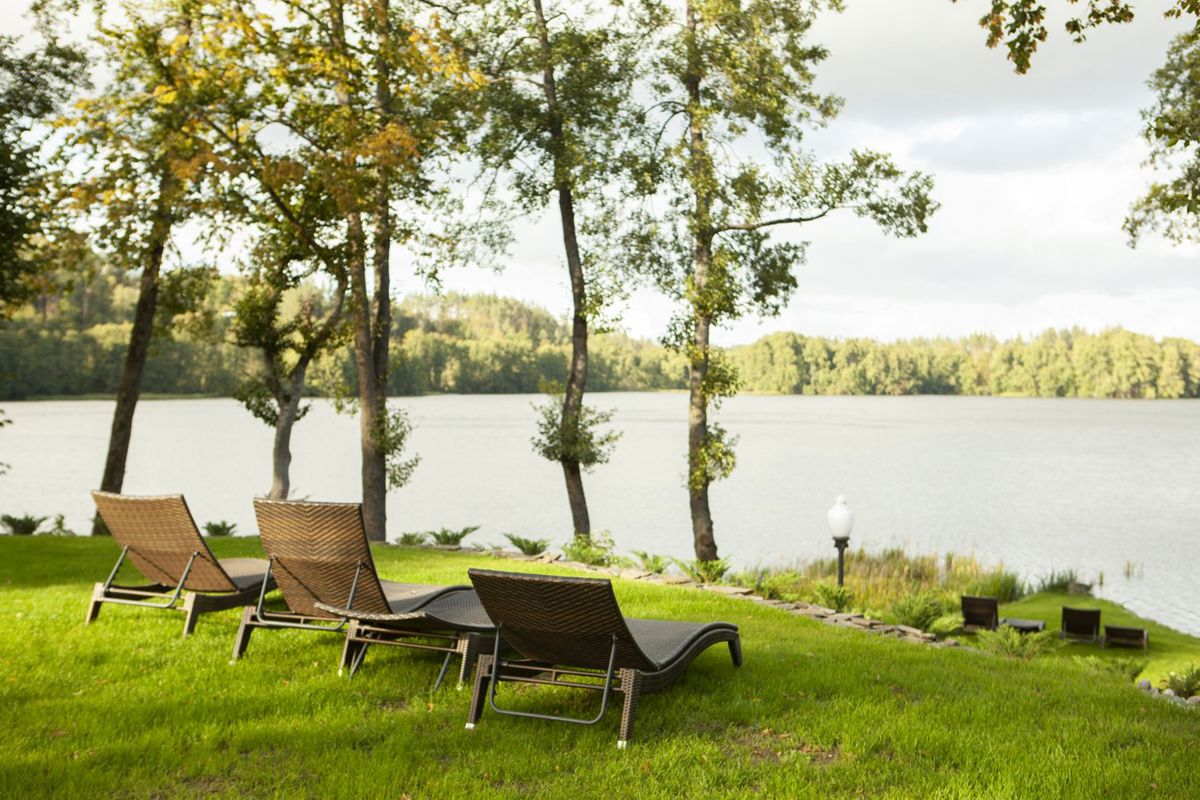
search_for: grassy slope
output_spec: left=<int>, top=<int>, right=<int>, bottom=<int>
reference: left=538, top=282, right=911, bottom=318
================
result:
left=1, top=538, right=1198, bottom=800
left=998, top=593, right=1200, bottom=680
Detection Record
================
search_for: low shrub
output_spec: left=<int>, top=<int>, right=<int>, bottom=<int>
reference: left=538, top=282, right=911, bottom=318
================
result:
left=428, top=525, right=480, bottom=546
left=1073, top=656, right=1146, bottom=682
left=632, top=550, right=669, bottom=574
left=504, top=533, right=549, bottom=556
left=929, top=614, right=964, bottom=638
left=809, top=581, right=854, bottom=613
left=674, top=557, right=732, bottom=584
left=892, top=591, right=949, bottom=631
left=562, top=531, right=619, bottom=567
left=203, top=520, right=237, bottom=537
left=395, top=532, right=427, bottom=546
left=1037, top=569, right=1081, bottom=593
left=1163, top=665, right=1200, bottom=698
left=967, top=570, right=1026, bottom=603
left=40, top=514, right=77, bottom=537
left=1, top=514, right=47, bottom=536
left=975, top=626, right=1058, bottom=660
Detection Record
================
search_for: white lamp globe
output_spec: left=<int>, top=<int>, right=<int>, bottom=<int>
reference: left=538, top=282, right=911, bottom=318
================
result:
left=827, top=495, right=854, bottom=539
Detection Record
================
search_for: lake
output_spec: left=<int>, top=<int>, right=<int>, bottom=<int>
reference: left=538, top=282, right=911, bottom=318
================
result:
left=2, top=394, right=1198, bottom=635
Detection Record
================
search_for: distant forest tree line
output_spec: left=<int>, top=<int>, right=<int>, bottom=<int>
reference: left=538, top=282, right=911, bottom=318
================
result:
left=2, top=270, right=1197, bottom=402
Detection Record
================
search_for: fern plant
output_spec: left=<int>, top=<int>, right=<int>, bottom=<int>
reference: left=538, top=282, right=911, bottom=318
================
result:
left=428, top=526, right=480, bottom=546
left=673, top=557, right=732, bottom=584
left=2, top=514, right=48, bottom=535
left=203, top=520, right=237, bottom=537
left=395, top=532, right=428, bottom=547
left=504, top=533, right=549, bottom=556
left=632, top=550, right=669, bottom=574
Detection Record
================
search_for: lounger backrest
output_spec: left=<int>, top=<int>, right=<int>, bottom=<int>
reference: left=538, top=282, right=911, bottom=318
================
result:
left=1061, top=607, right=1100, bottom=636
left=253, top=499, right=390, bottom=617
left=91, top=491, right=237, bottom=593
left=468, top=568, right=658, bottom=672
left=961, top=595, right=999, bottom=629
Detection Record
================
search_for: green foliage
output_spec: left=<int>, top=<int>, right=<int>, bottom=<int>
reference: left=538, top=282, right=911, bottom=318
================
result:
left=892, top=591, right=951, bottom=632
left=5, top=284, right=1200, bottom=401
left=202, top=520, right=236, bottom=537
left=1, top=514, right=47, bottom=536
left=673, top=557, right=733, bottom=585
left=809, top=581, right=854, bottom=613
left=929, top=614, right=965, bottom=639
left=632, top=550, right=670, bottom=575
left=40, top=514, right=76, bottom=537
left=531, top=387, right=620, bottom=469
left=1163, top=665, right=1200, bottom=698
left=395, top=532, right=428, bottom=547
left=427, top=526, right=480, bottom=547
left=688, top=422, right=738, bottom=492
left=376, top=407, right=420, bottom=491
left=1037, top=569, right=1083, bottom=594
left=976, top=626, right=1059, bottom=660
left=504, top=533, right=549, bottom=556
left=1074, top=656, right=1147, bottom=683
left=562, top=530, right=619, bottom=567
left=968, top=570, right=1027, bottom=604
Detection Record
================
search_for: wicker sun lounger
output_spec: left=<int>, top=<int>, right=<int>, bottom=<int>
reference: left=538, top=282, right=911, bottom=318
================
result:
left=234, top=499, right=489, bottom=687
left=87, top=491, right=273, bottom=638
left=1104, top=624, right=1149, bottom=653
left=464, top=568, right=742, bottom=748
left=1060, top=607, right=1101, bottom=643
left=961, top=595, right=1045, bottom=633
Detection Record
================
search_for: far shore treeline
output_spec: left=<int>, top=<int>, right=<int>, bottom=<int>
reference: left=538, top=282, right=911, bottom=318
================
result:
left=2, top=273, right=1197, bottom=402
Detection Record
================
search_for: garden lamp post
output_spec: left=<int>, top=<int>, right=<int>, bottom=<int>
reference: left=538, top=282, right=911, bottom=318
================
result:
left=827, top=495, right=854, bottom=587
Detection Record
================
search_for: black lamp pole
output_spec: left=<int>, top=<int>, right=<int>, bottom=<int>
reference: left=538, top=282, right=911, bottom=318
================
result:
left=833, top=535, right=850, bottom=587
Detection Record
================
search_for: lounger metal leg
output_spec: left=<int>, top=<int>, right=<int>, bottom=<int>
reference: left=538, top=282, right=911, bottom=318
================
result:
left=432, top=651, right=454, bottom=691
left=349, top=638, right=371, bottom=678
left=465, top=653, right=494, bottom=729
left=728, top=637, right=743, bottom=667
left=617, top=669, right=642, bottom=749
left=231, top=606, right=255, bottom=662
left=85, top=583, right=105, bottom=625
left=181, top=593, right=201, bottom=639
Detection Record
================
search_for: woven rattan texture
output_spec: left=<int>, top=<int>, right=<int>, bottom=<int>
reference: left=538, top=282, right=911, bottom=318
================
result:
left=1061, top=607, right=1101, bottom=636
left=468, top=569, right=657, bottom=672
left=92, top=492, right=234, bottom=592
left=254, top=499, right=390, bottom=617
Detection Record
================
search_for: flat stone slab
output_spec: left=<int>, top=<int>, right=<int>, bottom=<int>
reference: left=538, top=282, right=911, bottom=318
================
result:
left=658, top=574, right=695, bottom=585
left=704, top=584, right=754, bottom=596
left=619, top=569, right=652, bottom=581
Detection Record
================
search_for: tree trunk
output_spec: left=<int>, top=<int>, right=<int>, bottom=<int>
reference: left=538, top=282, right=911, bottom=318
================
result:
left=684, top=0, right=718, bottom=561
left=534, top=0, right=592, bottom=539
left=356, top=0, right=395, bottom=542
left=268, top=369, right=306, bottom=500
left=92, top=168, right=175, bottom=534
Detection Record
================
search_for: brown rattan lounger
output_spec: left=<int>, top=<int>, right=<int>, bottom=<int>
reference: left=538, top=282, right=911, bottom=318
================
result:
left=234, top=498, right=489, bottom=687
left=87, top=491, right=273, bottom=638
left=960, top=595, right=1045, bottom=633
left=1060, top=607, right=1101, bottom=643
left=463, top=568, right=742, bottom=748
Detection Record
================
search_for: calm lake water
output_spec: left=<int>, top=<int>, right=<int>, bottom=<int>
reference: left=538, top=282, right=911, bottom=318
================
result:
left=2, top=394, right=1198, bottom=634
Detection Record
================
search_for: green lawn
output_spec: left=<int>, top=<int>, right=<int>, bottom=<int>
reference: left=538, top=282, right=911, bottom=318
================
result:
left=1, top=537, right=1198, bottom=799
left=997, top=593, right=1200, bottom=681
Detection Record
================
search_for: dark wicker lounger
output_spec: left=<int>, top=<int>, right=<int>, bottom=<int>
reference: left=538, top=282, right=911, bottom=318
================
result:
left=1104, top=624, right=1149, bottom=653
left=87, top=491, right=273, bottom=638
left=235, top=499, right=488, bottom=687
left=1060, top=607, right=1101, bottom=643
left=961, top=595, right=1045, bottom=633
left=464, top=568, right=742, bottom=748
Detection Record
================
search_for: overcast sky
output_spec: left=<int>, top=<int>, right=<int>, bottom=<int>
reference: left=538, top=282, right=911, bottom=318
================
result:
left=7, top=0, right=1197, bottom=344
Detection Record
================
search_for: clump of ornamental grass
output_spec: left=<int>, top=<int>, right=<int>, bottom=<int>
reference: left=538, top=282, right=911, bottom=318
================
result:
left=504, top=533, right=550, bottom=556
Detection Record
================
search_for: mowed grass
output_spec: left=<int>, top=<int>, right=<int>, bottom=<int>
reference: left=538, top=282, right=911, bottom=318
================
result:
left=996, top=593, right=1200, bottom=680
left=1, top=537, right=1198, bottom=799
